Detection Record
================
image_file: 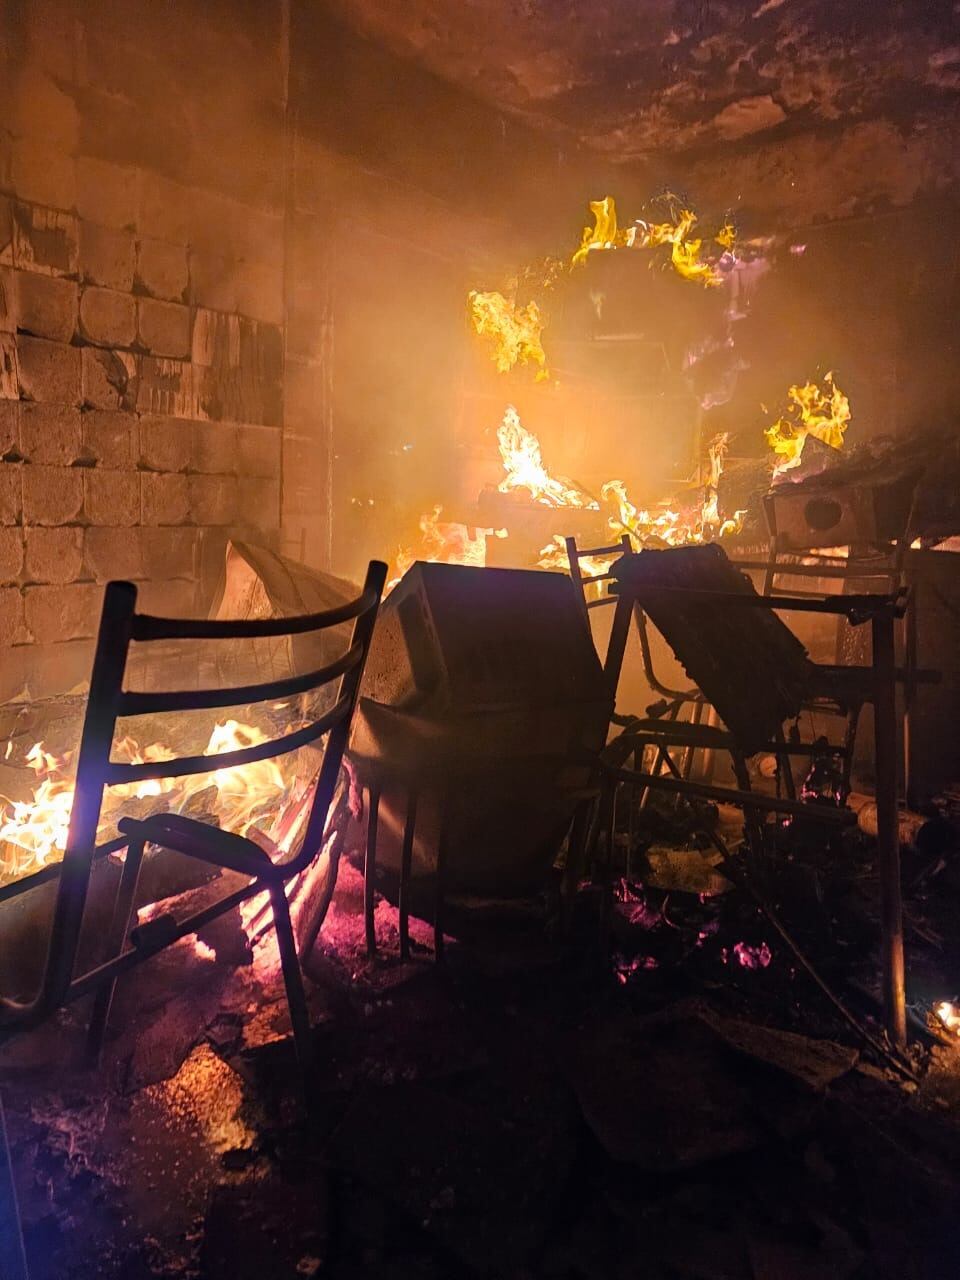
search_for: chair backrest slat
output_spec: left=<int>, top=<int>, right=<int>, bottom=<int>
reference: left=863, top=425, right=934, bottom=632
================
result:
left=131, top=586, right=379, bottom=642
left=103, top=696, right=351, bottom=785
left=118, top=642, right=364, bottom=716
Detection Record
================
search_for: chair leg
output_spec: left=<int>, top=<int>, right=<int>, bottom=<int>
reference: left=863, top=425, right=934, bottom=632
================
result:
left=434, top=816, right=448, bottom=964
left=399, top=790, right=417, bottom=961
left=86, top=837, right=146, bottom=1064
left=732, top=753, right=764, bottom=860
left=270, top=882, right=314, bottom=1084
left=364, top=785, right=380, bottom=958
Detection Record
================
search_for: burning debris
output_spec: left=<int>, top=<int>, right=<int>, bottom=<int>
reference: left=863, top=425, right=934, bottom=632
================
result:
left=764, top=371, right=852, bottom=476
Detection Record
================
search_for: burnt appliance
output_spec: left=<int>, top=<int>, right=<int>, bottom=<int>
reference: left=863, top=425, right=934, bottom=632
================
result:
left=349, top=562, right=611, bottom=896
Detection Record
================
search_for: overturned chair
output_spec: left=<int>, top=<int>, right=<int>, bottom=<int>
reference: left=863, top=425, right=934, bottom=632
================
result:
left=586, top=542, right=922, bottom=1047
left=0, top=562, right=387, bottom=1078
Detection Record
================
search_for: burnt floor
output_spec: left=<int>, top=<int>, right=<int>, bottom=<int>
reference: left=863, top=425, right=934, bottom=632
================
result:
left=2, top=857, right=960, bottom=1280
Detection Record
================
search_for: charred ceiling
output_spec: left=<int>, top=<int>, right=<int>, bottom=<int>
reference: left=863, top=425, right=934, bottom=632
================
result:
left=330, top=0, right=960, bottom=161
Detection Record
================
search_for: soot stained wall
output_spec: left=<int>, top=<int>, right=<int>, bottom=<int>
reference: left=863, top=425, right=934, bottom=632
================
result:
left=0, top=0, right=588, bottom=695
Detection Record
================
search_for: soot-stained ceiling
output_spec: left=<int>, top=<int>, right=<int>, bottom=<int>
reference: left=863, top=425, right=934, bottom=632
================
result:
left=330, top=0, right=960, bottom=161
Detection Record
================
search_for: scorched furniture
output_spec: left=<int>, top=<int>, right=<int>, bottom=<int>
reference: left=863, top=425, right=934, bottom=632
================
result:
left=0, top=562, right=387, bottom=1082
left=600, top=544, right=911, bottom=1047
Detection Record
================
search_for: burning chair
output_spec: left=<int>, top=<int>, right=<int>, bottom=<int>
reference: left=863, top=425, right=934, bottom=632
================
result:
left=0, top=563, right=387, bottom=1078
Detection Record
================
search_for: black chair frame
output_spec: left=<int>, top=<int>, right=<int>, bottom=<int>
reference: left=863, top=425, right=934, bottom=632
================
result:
left=0, top=561, right=387, bottom=1081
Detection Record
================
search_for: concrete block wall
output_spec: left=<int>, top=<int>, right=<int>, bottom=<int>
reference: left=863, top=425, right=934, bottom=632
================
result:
left=0, top=0, right=287, bottom=700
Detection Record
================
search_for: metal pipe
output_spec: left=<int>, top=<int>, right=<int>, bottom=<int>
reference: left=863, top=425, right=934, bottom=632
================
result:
left=872, top=610, right=907, bottom=1048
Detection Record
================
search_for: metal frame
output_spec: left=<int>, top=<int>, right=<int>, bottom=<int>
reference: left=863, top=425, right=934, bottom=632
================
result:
left=0, top=562, right=387, bottom=1081
left=601, top=576, right=909, bottom=1047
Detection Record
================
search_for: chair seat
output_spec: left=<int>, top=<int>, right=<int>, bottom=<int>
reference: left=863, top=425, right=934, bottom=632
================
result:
left=118, top=812, right=284, bottom=881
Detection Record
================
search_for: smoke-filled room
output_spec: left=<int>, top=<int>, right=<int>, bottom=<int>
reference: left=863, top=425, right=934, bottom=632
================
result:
left=0, top=2, right=959, bottom=1276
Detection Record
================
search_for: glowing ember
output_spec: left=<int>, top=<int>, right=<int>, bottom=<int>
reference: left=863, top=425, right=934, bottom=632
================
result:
left=497, top=405, right=598, bottom=510
left=0, top=719, right=306, bottom=885
left=934, top=1001, right=960, bottom=1036
left=468, top=289, right=549, bottom=381
left=764, top=372, right=851, bottom=475
left=724, top=940, right=773, bottom=969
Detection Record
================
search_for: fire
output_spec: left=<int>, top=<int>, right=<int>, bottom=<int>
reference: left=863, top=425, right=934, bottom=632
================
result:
left=390, top=505, right=493, bottom=590
left=0, top=719, right=304, bottom=885
left=397, top=408, right=744, bottom=585
left=571, top=195, right=631, bottom=266
left=571, top=195, right=727, bottom=287
left=764, top=372, right=851, bottom=474
left=468, top=289, right=549, bottom=381
left=934, top=1001, right=960, bottom=1036
left=497, top=405, right=598, bottom=509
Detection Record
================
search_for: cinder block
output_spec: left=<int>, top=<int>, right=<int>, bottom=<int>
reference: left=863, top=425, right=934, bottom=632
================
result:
left=24, top=527, right=83, bottom=584
left=236, top=423, right=281, bottom=478
left=235, top=257, right=284, bottom=326
left=22, top=465, right=83, bottom=525
left=134, top=578, right=198, bottom=619
left=141, top=527, right=196, bottom=580
left=19, top=403, right=82, bottom=465
left=9, top=66, right=79, bottom=150
left=193, top=423, right=238, bottom=475
left=191, top=308, right=237, bottom=368
left=10, top=141, right=76, bottom=212
left=0, top=335, right=17, bottom=399
left=0, top=463, right=21, bottom=524
left=137, top=298, right=190, bottom=359
left=25, top=582, right=101, bottom=643
left=138, top=414, right=193, bottom=473
left=81, top=346, right=138, bottom=411
left=11, top=203, right=78, bottom=277
left=77, top=157, right=140, bottom=231
left=189, top=250, right=239, bottom=315
left=0, top=267, right=15, bottom=331
left=0, top=527, right=23, bottom=583
left=0, top=402, right=18, bottom=456
left=136, top=237, right=188, bottom=302
left=138, top=172, right=193, bottom=244
left=83, top=469, right=139, bottom=527
left=0, top=199, right=12, bottom=266
left=83, top=526, right=144, bottom=582
left=237, top=477, right=280, bottom=530
left=79, top=286, right=136, bottom=348
left=187, top=473, right=238, bottom=526
left=0, top=588, right=28, bottom=647
left=80, top=410, right=138, bottom=468
left=14, top=271, right=77, bottom=343
left=141, top=472, right=189, bottom=525
left=17, top=336, right=81, bottom=404
left=80, top=221, right=135, bottom=291
left=20, top=639, right=94, bottom=701
left=137, top=356, right=197, bottom=419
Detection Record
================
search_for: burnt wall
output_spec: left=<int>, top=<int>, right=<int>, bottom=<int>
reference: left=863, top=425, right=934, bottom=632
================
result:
left=0, top=0, right=286, bottom=700
left=0, top=0, right=593, bottom=695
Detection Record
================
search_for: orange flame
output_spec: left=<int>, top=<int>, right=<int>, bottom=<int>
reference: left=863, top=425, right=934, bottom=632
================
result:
left=497, top=405, right=598, bottom=509
left=764, top=372, right=851, bottom=475
left=468, top=289, right=549, bottom=380
left=571, top=195, right=726, bottom=287
left=0, top=719, right=306, bottom=885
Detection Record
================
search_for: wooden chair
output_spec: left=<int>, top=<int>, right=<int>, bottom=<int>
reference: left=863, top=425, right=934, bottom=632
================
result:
left=0, top=562, right=387, bottom=1081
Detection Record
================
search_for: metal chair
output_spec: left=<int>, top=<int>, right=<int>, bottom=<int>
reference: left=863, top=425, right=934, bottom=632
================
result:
left=565, top=532, right=711, bottom=808
left=0, top=562, right=387, bottom=1082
